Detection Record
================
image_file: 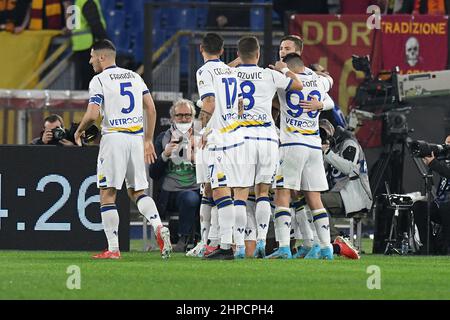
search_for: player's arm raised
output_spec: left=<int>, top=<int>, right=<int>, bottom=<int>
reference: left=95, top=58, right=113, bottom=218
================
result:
left=74, top=103, right=100, bottom=146
left=269, top=60, right=303, bottom=91
left=227, top=57, right=242, bottom=68
left=143, top=92, right=158, bottom=164
left=300, top=78, right=333, bottom=112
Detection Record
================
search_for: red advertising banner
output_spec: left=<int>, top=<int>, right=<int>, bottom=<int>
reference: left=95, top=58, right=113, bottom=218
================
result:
left=289, top=14, right=380, bottom=114
left=289, top=14, right=448, bottom=113
left=289, top=14, right=448, bottom=148
left=380, top=15, right=448, bottom=74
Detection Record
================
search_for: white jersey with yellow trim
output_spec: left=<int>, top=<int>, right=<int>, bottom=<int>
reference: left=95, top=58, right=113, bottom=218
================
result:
left=277, top=69, right=328, bottom=148
left=196, top=59, right=242, bottom=145
left=88, top=65, right=149, bottom=136
left=236, top=64, right=292, bottom=139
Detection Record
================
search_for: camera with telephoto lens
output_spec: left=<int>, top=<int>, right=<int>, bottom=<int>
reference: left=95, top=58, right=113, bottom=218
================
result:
left=51, top=123, right=99, bottom=144
left=319, top=127, right=331, bottom=145
left=51, top=127, right=67, bottom=142
left=409, top=140, right=450, bottom=159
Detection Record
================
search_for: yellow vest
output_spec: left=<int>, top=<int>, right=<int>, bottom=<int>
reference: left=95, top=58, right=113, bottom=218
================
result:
left=72, top=0, right=106, bottom=52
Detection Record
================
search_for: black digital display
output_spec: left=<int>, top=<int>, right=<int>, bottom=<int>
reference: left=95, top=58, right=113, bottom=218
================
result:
left=0, top=146, right=130, bottom=251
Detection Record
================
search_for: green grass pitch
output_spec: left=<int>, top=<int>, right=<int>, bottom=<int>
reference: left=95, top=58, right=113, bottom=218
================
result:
left=1, top=240, right=450, bottom=300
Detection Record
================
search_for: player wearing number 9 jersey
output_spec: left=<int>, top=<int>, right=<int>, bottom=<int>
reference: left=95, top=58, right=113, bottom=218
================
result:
left=273, top=52, right=334, bottom=260
left=233, top=36, right=303, bottom=257
left=74, top=40, right=172, bottom=260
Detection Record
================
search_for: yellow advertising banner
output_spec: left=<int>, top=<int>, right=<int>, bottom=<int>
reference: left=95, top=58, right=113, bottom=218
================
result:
left=0, top=30, right=60, bottom=89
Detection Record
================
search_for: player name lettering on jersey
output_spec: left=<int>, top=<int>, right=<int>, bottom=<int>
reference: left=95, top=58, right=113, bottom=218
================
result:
left=213, top=68, right=235, bottom=76
left=302, top=79, right=318, bottom=87
left=237, top=71, right=263, bottom=80
left=109, top=72, right=136, bottom=81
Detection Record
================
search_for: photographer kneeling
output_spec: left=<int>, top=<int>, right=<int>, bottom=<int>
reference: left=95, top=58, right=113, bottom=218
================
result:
left=149, top=99, right=201, bottom=252
left=30, top=114, right=75, bottom=146
left=319, top=119, right=373, bottom=237
left=414, top=135, right=450, bottom=255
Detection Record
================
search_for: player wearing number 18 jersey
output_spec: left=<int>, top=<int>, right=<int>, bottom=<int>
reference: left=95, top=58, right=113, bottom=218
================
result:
left=234, top=36, right=303, bottom=258
left=74, top=40, right=172, bottom=259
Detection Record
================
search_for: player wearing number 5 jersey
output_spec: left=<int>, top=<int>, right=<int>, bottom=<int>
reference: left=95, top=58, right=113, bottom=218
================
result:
left=233, top=36, right=303, bottom=258
left=74, top=40, right=172, bottom=260
left=272, top=53, right=334, bottom=260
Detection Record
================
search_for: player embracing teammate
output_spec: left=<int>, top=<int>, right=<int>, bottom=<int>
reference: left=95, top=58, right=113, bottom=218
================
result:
left=192, top=33, right=359, bottom=260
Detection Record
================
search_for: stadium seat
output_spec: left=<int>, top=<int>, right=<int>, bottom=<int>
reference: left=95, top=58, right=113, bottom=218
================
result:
left=100, top=0, right=116, bottom=15
left=250, top=8, right=264, bottom=31
left=251, top=0, right=280, bottom=30
left=131, top=31, right=144, bottom=63
left=106, top=10, right=126, bottom=39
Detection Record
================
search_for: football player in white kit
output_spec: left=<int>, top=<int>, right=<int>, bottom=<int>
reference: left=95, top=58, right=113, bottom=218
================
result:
left=74, top=40, right=172, bottom=259
left=277, top=36, right=360, bottom=260
left=271, top=52, right=334, bottom=260
left=234, top=36, right=303, bottom=258
left=275, top=35, right=334, bottom=259
left=196, top=33, right=247, bottom=260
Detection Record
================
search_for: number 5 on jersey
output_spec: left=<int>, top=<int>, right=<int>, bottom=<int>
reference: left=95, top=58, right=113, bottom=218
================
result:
left=120, top=82, right=135, bottom=114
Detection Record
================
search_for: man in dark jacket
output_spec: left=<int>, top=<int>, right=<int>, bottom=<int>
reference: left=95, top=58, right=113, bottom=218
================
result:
left=414, top=135, right=450, bottom=255
left=30, top=114, right=75, bottom=146
left=149, top=99, right=201, bottom=252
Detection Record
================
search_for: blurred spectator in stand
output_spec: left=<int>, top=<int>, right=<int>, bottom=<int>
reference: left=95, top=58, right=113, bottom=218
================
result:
left=71, top=0, right=107, bottom=90
left=206, top=0, right=250, bottom=29
left=149, top=99, right=201, bottom=253
left=399, top=0, right=448, bottom=14
left=339, top=0, right=381, bottom=13
left=28, top=0, right=71, bottom=30
left=382, top=0, right=410, bottom=13
left=0, top=0, right=33, bottom=34
left=274, top=0, right=328, bottom=29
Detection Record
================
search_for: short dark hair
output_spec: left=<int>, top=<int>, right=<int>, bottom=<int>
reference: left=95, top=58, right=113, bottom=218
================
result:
left=201, top=33, right=224, bottom=55
left=283, top=52, right=304, bottom=67
left=44, top=114, right=64, bottom=128
left=238, top=36, right=259, bottom=60
left=280, top=35, right=304, bottom=54
left=92, top=39, right=116, bottom=52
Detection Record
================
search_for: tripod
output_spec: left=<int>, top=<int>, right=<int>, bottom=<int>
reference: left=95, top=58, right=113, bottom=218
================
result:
left=369, top=107, right=413, bottom=201
left=412, top=157, right=434, bottom=255
left=383, top=183, right=416, bottom=255
left=370, top=135, right=408, bottom=203
left=384, top=207, right=403, bottom=255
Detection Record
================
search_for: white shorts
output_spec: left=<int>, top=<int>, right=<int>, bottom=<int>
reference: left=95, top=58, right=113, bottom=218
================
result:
left=97, top=133, right=149, bottom=191
left=207, top=141, right=252, bottom=189
left=244, top=137, right=279, bottom=185
left=275, top=144, right=328, bottom=192
left=195, top=147, right=209, bottom=184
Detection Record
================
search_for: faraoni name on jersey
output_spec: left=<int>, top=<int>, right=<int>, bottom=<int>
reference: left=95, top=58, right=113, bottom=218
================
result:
left=109, top=72, right=136, bottom=81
